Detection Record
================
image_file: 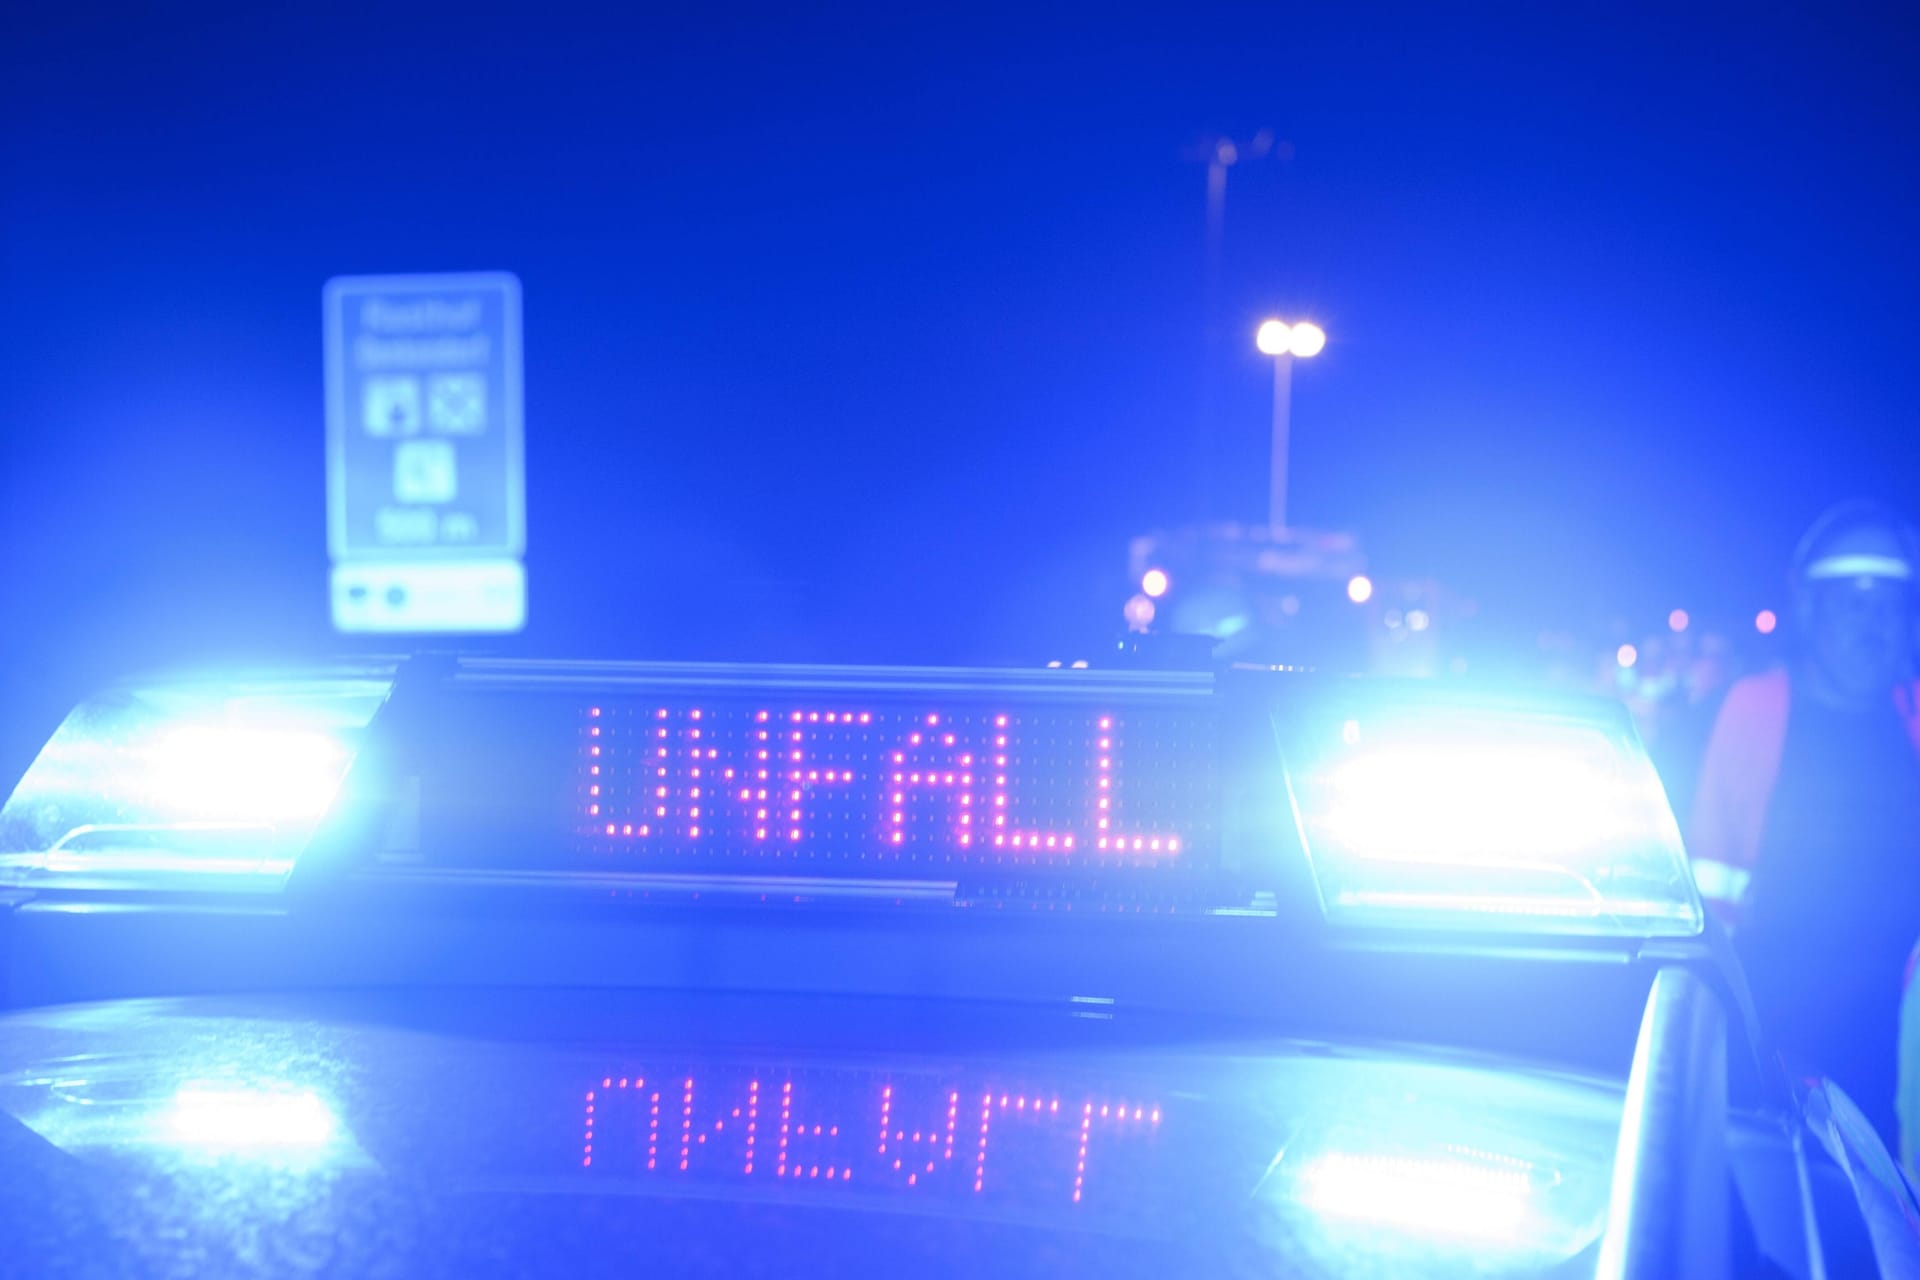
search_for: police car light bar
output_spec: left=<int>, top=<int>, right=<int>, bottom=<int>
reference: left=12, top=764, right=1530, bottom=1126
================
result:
left=1282, top=693, right=1703, bottom=937
left=0, top=660, right=1705, bottom=943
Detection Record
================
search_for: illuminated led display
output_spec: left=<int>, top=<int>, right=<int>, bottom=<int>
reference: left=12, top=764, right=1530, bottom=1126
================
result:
left=580, top=1067, right=1161, bottom=1207
left=574, top=701, right=1213, bottom=869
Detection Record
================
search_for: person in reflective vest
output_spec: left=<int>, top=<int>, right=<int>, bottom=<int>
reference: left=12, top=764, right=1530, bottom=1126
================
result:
left=1688, top=500, right=1920, bottom=1145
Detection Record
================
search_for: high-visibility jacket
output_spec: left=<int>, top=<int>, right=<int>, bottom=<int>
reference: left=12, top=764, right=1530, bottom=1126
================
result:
left=1686, top=668, right=1920, bottom=921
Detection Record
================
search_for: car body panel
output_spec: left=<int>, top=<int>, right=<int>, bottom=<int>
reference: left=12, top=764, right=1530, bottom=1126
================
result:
left=0, top=989, right=1626, bottom=1278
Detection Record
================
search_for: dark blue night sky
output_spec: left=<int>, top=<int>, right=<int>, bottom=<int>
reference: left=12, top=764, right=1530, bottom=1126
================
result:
left=2, top=2, right=1916, bottom=775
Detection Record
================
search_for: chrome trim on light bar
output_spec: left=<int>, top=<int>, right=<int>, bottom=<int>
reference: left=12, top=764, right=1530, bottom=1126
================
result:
left=356, top=866, right=961, bottom=902
left=450, top=658, right=1215, bottom=699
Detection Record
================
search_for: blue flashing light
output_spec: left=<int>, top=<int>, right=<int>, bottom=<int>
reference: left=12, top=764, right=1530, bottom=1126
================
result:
left=7, top=1069, right=351, bottom=1170
left=146, top=725, right=351, bottom=823
left=1272, top=1058, right=1615, bottom=1270
left=1287, top=700, right=1702, bottom=937
left=0, top=666, right=393, bottom=892
left=1297, top=1147, right=1536, bottom=1243
left=164, top=1084, right=339, bottom=1154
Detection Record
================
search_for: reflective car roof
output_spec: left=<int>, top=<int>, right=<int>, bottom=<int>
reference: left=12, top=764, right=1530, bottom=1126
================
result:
left=0, top=989, right=1623, bottom=1278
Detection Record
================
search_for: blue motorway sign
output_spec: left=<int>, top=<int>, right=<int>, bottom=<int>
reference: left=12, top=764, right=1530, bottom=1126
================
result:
left=323, top=272, right=525, bottom=632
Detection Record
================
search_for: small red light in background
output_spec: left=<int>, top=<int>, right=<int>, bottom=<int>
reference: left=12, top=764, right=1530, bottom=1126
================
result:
left=1756, top=608, right=1778, bottom=635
